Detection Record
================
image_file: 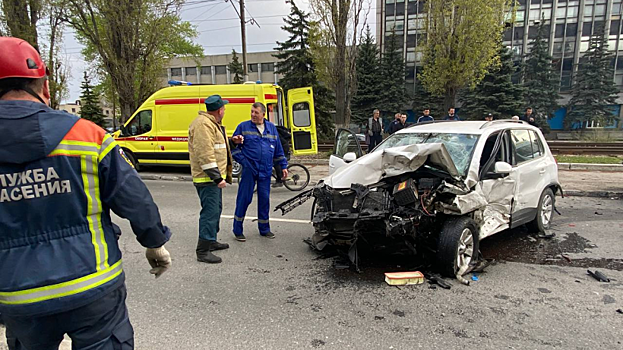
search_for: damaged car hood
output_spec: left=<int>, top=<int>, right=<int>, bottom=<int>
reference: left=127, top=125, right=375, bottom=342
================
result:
left=325, top=143, right=462, bottom=189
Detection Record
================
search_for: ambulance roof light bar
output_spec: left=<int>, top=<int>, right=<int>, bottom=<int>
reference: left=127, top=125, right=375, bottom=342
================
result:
left=168, top=80, right=192, bottom=86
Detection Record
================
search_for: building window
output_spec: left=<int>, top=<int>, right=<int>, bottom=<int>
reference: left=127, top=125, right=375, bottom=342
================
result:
left=72, top=108, right=76, bottom=113
left=396, top=2, right=404, bottom=16
left=564, top=41, right=576, bottom=53
left=513, top=26, right=525, bottom=40
left=584, top=5, right=593, bottom=17
left=261, top=63, right=274, bottom=72
left=185, top=67, right=197, bottom=76
left=170, top=68, right=182, bottom=76
left=595, top=4, right=606, bottom=17
left=562, top=58, right=573, bottom=71
left=553, top=42, right=563, bottom=54
left=215, top=65, right=227, bottom=75
left=566, top=23, right=577, bottom=37
left=614, top=3, right=622, bottom=15
left=610, top=20, right=621, bottom=35
left=201, top=66, right=211, bottom=75
left=556, top=7, right=566, bottom=18
left=515, top=11, right=525, bottom=22
left=529, top=9, right=541, bottom=21
left=105, top=110, right=110, bottom=115
left=582, top=22, right=592, bottom=36
left=406, top=51, right=416, bottom=62
left=406, top=66, right=415, bottom=81
left=567, top=6, right=578, bottom=18
left=248, top=63, right=258, bottom=72
left=555, top=23, right=565, bottom=37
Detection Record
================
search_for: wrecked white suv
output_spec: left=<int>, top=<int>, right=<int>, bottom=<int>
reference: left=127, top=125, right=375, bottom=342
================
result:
left=276, top=120, right=562, bottom=277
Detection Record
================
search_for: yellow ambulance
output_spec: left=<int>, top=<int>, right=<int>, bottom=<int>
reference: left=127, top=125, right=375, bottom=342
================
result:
left=113, top=82, right=317, bottom=169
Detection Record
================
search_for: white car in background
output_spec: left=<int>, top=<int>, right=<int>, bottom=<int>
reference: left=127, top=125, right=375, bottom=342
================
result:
left=277, top=120, right=562, bottom=277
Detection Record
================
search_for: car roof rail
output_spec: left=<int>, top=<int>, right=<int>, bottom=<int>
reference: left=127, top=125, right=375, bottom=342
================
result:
left=404, top=120, right=455, bottom=129
left=479, top=119, right=528, bottom=129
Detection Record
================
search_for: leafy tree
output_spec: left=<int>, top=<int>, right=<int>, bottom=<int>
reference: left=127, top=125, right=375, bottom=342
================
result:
left=411, top=76, right=444, bottom=119
left=460, top=45, right=524, bottom=120
left=566, top=24, right=619, bottom=129
left=274, top=1, right=334, bottom=140
left=377, top=31, right=407, bottom=118
left=522, top=19, right=560, bottom=129
left=65, top=0, right=203, bottom=121
left=310, top=0, right=368, bottom=126
left=228, top=49, right=243, bottom=84
left=420, top=0, right=512, bottom=110
left=79, top=72, right=105, bottom=127
left=351, top=25, right=382, bottom=125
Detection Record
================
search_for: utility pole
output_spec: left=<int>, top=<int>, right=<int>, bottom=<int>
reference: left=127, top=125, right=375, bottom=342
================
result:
left=240, top=0, right=248, bottom=81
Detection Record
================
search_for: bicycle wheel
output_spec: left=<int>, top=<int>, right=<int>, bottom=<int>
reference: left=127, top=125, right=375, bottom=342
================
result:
left=283, top=163, right=310, bottom=191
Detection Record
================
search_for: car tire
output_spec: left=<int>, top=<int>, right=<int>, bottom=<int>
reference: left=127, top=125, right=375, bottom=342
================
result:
left=527, top=188, right=555, bottom=233
left=437, top=216, right=479, bottom=277
left=124, top=150, right=140, bottom=171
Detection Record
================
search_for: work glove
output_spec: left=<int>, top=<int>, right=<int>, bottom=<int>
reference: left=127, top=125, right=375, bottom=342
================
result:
left=145, top=246, right=171, bottom=278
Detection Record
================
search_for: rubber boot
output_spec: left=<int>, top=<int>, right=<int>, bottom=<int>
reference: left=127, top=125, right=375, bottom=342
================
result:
left=196, top=238, right=222, bottom=263
left=208, top=241, right=229, bottom=251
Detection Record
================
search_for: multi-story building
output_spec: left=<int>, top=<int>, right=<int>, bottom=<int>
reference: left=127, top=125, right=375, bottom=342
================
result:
left=376, top=0, right=623, bottom=129
left=164, top=51, right=281, bottom=86
left=59, top=100, right=116, bottom=129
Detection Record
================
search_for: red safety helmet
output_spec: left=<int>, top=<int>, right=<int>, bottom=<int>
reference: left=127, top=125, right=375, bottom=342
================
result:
left=0, top=37, right=48, bottom=80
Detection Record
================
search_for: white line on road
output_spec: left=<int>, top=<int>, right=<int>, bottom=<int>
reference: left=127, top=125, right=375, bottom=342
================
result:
left=220, top=215, right=311, bottom=224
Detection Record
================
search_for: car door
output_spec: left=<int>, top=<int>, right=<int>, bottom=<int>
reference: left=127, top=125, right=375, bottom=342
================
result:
left=116, top=109, right=158, bottom=165
left=287, top=87, right=318, bottom=156
left=329, top=129, right=363, bottom=175
left=478, top=131, right=517, bottom=238
left=509, top=128, right=543, bottom=227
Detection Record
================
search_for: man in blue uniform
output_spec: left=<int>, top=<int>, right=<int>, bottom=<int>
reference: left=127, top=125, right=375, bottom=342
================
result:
left=231, top=102, right=288, bottom=241
left=0, top=37, right=172, bottom=350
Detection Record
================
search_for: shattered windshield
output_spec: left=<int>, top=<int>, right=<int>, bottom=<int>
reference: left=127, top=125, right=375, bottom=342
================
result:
left=373, top=132, right=479, bottom=175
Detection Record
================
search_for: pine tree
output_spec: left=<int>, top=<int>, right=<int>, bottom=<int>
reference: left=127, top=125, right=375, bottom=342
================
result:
left=228, top=50, right=244, bottom=84
left=461, top=46, right=524, bottom=120
left=566, top=24, right=619, bottom=129
left=79, top=72, right=106, bottom=127
left=522, top=19, right=560, bottom=130
left=274, top=0, right=334, bottom=139
left=273, top=0, right=315, bottom=92
left=378, top=31, right=407, bottom=118
left=351, top=26, right=382, bottom=125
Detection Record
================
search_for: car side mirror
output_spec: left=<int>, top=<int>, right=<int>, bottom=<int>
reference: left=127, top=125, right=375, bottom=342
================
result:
left=343, top=152, right=357, bottom=163
left=494, top=161, right=512, bottom=174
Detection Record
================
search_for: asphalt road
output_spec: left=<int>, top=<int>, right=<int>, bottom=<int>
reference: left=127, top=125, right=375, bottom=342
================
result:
left=2, top=181, right=623, bottom=349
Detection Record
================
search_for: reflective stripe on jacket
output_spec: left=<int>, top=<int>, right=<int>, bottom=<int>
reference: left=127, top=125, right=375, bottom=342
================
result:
left=0, top=102, right=170, bottom=317
left=189, top=111, right=233, bottom=184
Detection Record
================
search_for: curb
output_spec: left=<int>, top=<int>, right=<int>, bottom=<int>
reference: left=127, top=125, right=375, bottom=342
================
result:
left=139, top=174, right=621, bottom=199
left=558, top=163, right=623, bottom=171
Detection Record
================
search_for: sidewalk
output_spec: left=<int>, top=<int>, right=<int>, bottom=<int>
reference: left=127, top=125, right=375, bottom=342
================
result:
left=138, top=161, right=623, bottom=198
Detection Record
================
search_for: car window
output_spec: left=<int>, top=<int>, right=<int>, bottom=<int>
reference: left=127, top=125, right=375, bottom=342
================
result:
left=530, top=130, right=544, bottom=157
left=335, top=129, right=362, bottom=158
left=126, top=110, right=152, bottom=136
left=374, top=132, right=479, bottom=175
left=511, top=129, right=538, bottom=164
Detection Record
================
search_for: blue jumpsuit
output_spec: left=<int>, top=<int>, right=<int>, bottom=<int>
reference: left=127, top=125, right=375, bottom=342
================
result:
left=231, top=120, right=287, bottom=236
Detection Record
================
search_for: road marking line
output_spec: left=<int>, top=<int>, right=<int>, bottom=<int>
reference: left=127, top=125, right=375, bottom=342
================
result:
left=220, top=215, right=311, bottom=224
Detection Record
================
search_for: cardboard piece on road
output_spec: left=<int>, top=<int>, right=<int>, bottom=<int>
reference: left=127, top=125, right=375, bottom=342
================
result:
left=384, top=271, right=424, bottom=286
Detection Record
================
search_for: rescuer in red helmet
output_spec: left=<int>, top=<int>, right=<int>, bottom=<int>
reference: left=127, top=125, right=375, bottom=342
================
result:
left=0, top=37, right=172, bottom=350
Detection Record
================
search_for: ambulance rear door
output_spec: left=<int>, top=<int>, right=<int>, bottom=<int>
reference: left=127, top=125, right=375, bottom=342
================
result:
left=287, top=87, right=317, bottom=155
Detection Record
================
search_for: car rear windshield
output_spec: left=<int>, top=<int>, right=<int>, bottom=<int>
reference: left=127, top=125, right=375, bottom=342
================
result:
left=373, top=132, right=479, bottom=175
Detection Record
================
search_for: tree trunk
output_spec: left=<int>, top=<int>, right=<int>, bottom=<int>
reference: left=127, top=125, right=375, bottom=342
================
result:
left=444, top=88, right=457, bottom=112
left=3, top=0, right=40, bottom=49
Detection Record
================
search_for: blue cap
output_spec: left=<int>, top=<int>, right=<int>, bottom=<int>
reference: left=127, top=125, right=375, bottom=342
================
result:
left=204, top=95, right=229, bottom=111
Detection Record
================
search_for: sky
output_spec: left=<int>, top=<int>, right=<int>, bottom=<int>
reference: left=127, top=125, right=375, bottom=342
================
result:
left=60, top=0, right=377, bottom=103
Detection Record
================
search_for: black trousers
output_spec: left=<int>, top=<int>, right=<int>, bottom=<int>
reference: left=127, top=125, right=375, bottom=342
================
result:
left=4, top=284, right=133, bottom=350
left=368, top=133, right=382, bottom=152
